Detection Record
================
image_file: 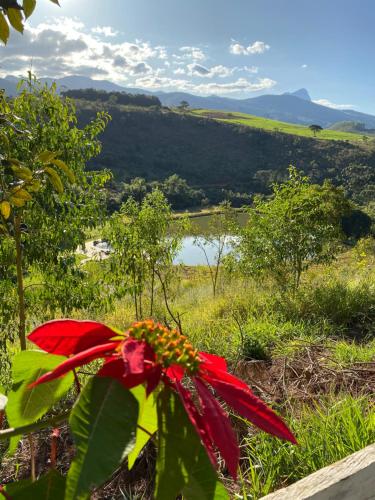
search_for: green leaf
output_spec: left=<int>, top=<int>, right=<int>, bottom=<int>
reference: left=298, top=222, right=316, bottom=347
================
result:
left=6, top=351, right=74, bottom=454
left=51, top=158, right=75, bottom=183
left=0, top=12, right=10, bottom=44
left=7, top=157, right=22, bottom=166
left=11, top=165, right=33, bottom=181
left=9, top=195, right=26, bottom=207
left=182, top=447, right=229, bottom=500
left=128, top=386, right=158, bottom=469
left=23, top=0, right=36, bottom=18
left=0, top=200, right=11, bottom=220
left=155, top=388, right=229, bottom=500
left=45, top=166, right=64, bottom=194
left=66, top=377, right=139, bottom=500
left=11, top=188, right=32, bottom=201
left=4, top=470, right=65, bottom=499
left=37, top=151, right=56, bottom=163
left=27, top=179, right=41, bottom=193
left=6, top=8, right=24, bottom=34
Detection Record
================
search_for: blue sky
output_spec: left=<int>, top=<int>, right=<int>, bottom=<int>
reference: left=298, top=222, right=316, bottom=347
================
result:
left=1, top=0, right=374, bottom=113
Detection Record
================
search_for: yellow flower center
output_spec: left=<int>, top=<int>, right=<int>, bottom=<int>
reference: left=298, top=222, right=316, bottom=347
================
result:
left=125, top=320, right=201, bottom=373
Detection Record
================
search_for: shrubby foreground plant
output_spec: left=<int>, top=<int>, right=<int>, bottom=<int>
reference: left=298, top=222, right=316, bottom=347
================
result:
left=0, top=78, right=110, bottom=351
left=0, top=319, right=295, bottom=499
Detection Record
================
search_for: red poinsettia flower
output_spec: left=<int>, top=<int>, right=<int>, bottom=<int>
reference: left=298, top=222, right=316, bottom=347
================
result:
left=28, top=319, right=296, bottom=479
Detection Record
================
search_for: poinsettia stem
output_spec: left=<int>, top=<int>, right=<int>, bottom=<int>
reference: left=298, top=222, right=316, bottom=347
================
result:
left=0, top=412, right=70, bottom=441
left=28, top=434, right=36, bottom=481
left=50, top=429, right=60, bottom=469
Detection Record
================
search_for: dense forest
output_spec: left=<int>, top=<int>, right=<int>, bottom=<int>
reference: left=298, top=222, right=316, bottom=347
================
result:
left=62, top=89, right=162, bottom=108
left=73, top=99, right=375, bottom=207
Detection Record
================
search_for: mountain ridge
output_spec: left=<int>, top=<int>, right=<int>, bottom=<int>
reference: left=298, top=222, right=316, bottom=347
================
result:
left=1, top=75, right=375, bottom=129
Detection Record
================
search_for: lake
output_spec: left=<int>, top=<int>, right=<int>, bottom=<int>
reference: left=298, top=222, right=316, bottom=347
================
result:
left=172, top=212, right=246, bottom=265
left=82, top=212, right=246, bottom=266
left=174, top=236, right=237, bottom=266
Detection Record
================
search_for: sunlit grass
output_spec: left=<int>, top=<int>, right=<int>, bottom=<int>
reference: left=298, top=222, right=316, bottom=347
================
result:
left=191, top=109, right=363, bottom=142
left=239, top=396, right=375, bottom=499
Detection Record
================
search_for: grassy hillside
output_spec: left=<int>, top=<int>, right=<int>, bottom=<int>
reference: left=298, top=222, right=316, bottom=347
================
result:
left=74, top=101, right=375, bottom=205
left=191, top=109, right=363, bottom=142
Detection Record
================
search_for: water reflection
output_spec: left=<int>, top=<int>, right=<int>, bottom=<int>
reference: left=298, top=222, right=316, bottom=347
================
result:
left=174, top=236, right=237, bottom=266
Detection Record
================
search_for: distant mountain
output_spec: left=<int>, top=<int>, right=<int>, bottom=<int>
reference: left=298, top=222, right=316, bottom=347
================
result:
left=0, top=75, right=18, bottom=96
left=284, top=88, right=312, bottom=101
left=2, top=74, right=375, bottom=129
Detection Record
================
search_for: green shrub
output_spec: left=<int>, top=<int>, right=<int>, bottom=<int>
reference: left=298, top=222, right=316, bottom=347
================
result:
left=243, top=336, right=271, bottom=361
left=277, top=280, right=375, bottom=338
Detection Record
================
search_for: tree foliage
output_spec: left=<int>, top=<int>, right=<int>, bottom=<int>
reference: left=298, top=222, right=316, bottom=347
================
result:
left=0, top=77, right=110, bottom=349
left=236, top=166, right=351, bottom=290
left=0, top=0, right=59, bottom=44
left=194, top=201, right=238, bottom=296
left=105, top=189, right=185, bottom=320
left=74, top=102, right=375, bottom=207
left=62, top=88, right=162, bottom=109
left=309, top=124, right=323, bottom=137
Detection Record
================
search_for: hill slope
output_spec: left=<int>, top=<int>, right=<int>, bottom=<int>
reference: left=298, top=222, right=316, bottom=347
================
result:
left=191, top=110, right=362, bottom=142
left=75, top=102, right=375, bottom=201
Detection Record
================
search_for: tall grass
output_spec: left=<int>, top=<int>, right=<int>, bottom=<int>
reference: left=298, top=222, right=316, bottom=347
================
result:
left=239, top=396, right=375, bottom=499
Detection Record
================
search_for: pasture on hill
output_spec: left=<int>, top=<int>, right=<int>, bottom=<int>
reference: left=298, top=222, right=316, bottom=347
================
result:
left=191, top=109, right=364, bottom=142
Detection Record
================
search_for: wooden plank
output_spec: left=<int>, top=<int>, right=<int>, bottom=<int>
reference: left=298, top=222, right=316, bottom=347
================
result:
left=262, top=443, right=375, bottom=500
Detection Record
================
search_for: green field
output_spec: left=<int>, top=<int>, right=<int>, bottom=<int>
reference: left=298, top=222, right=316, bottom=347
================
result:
left=191, top=109, right=363, bottom=142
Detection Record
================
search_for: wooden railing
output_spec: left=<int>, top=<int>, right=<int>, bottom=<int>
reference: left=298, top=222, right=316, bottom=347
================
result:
left=262, top=443, right=375, bottom=500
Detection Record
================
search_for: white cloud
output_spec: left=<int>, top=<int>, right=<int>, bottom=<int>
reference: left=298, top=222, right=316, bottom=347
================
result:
left=0, top=18, right=166, bottom=83
left=240, top=65, right=259, bottom=74
left=174, top=46, right=206, bottom=61
left=134, top=76, right=276, bottom=95
left=313, top=98, right=356, bottom=110
left=0, top=18, right=276, bottom=96
left=301, top=64, right=308, bottom=69
left=92, top=26, right=118, bottom=37
left=175, top=64, right=259, bottom=78
left=230, top=41, right=270, bottom=55
left=186, top=63, right=234, bottom=78
left=173, top=67, right=186, bottom=75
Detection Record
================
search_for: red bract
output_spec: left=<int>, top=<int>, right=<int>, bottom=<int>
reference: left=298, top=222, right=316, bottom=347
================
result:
left=28, top=319, right=296, bottom=478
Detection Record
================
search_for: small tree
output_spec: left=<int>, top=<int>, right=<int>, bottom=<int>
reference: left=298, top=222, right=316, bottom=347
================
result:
left=177, top=100, right=190, bottom=112
left=0, top=78, right=110, bottom=349
left=105, top=189, right=185, bottom=320
left=194, top=201, right=238, bottom=296
left=309, top=124, right=323, bottom=137
left=237, top=166, right=351, bottom=291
